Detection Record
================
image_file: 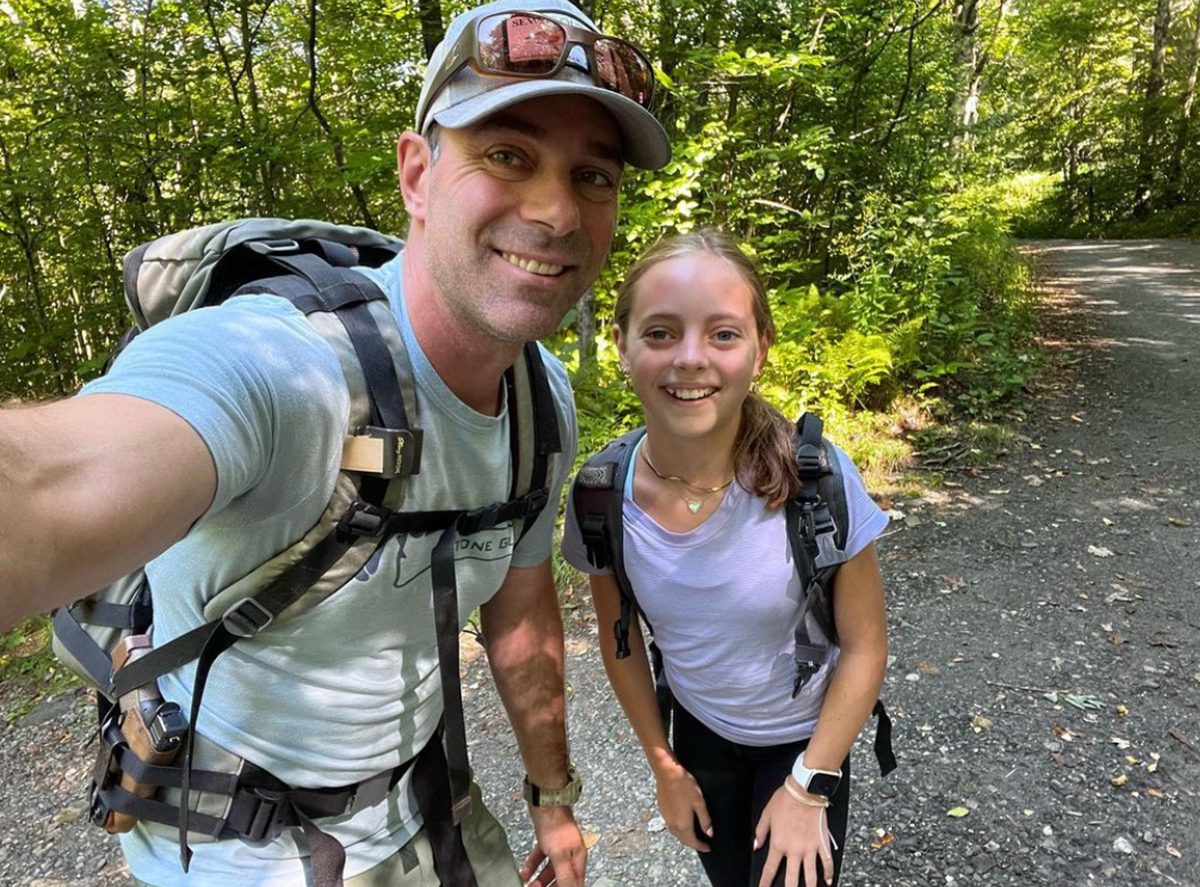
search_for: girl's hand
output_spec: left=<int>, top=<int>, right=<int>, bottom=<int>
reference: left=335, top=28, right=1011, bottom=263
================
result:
left=654, top=763, right=713, bottom=852
left=753, top=780, right=836, bottom=887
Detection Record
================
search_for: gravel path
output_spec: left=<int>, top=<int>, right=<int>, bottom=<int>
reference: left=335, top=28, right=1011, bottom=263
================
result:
left=3, top=239, right=1198, bottom=887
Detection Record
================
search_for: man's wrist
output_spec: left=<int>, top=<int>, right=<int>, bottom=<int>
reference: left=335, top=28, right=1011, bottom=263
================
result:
left=524, top=762, right=583, bottom=807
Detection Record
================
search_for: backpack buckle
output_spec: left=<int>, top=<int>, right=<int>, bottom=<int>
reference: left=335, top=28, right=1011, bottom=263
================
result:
left=91, top=720, right=124, bottom=794
left=795, top=442, right=824, bottom=477
left=524, top=487, right=550, bottom=515
left=458, top=502, right=503, bottom=536
left=222, top=598, right=274, bottom=638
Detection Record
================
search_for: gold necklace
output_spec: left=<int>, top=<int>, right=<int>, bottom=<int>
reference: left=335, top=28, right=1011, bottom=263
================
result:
left=640, top=447, right=735, bottom=513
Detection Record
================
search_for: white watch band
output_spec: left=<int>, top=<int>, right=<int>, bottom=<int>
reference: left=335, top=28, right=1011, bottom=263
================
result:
left=791, top=751, right=841, bottom=793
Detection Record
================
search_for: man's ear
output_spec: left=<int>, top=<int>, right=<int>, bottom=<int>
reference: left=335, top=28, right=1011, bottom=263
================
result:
left=397, top=131, right=431, bottom=220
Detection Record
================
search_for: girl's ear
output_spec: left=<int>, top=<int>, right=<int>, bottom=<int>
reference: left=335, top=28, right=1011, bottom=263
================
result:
left=612, top=323, right=630, bottom=370
left=754, top=331, right=771, bottom=377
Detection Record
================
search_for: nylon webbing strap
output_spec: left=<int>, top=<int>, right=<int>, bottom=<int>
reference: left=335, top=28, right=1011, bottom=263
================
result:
left=413, top=728, right=479, bottom=886
left=786, top=414, right=835, bottom=696
left=297, top=810, right=347, bottom=887
left=252, top=251, right=412, bottom=431
left=572, top=429, right=644, bottom=660
left=506, top=342, right=561, bottom=544
left=430, top=525, right=472, bottom=825
left=872, top=700, right=898, bottom=775
left=53, top=606, right=115, bottom=692
left=607, top=438, right=641, bottom=659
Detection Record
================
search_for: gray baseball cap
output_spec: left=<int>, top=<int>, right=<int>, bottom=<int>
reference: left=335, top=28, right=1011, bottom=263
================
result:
left=414, top=0, right=672, bottom=170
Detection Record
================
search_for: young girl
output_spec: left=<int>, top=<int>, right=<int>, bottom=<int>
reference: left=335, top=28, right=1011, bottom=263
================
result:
left=562, top=229, right=890, bottom=887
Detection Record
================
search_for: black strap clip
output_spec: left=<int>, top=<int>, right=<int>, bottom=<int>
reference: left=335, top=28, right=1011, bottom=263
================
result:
left=458, top=502, right=503, bottom=536
left=613, top=619, right=631, bottom=659
left=522, top=487, right=550, bottom=517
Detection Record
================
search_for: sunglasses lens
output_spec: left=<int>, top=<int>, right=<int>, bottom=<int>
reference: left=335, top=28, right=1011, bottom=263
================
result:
left=477, top=14, right=565, bottom=75
left=593, top=39, right=654, bottom=107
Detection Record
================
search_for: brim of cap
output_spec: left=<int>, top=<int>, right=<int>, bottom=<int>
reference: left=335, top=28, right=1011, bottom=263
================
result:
left=429, top=79, right=672, bottom=171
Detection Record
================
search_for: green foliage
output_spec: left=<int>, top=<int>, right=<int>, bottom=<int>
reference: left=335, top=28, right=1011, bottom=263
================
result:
left=4, top=0, right=1176, bottom=464
left=0, top=617, right=78, bottom=721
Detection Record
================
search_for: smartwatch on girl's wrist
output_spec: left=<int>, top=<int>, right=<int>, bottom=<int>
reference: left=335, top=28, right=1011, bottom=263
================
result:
left=791, top=751, right=841, bottom=799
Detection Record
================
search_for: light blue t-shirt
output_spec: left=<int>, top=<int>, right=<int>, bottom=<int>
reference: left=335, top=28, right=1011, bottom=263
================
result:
left=562, top=440, right=887, bottom=746
left=80, top=252, right=577, bottom=885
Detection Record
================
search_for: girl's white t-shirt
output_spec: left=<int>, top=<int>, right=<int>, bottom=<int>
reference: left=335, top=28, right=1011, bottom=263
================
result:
left=562, top=440, right=887, bottom=746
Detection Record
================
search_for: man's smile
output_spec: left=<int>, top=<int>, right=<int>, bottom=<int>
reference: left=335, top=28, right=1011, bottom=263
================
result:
left=499, top=250, right=568, bottom=277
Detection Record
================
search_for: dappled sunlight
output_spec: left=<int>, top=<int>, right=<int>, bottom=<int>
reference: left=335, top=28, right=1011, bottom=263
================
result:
left=1031, top=240, right=1199, bottom=367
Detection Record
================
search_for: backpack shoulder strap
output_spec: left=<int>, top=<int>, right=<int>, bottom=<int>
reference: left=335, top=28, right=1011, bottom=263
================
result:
left=785, top=411, right=852, bottom=694
left=107, top=256, right=415, bottom=701
left=506, top=342, right=563, bottom=545
left=572, top=428, right=645, bottom=658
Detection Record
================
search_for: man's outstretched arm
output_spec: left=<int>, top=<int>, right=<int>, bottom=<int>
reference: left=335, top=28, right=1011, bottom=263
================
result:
left=0, top=393, right=215, bottom=630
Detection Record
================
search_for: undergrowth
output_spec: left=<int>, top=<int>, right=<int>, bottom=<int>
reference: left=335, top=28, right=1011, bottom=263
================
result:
left=0, top=616, right=79, bottom=722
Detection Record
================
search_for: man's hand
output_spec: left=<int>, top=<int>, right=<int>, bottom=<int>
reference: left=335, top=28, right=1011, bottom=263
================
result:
left=518, top=805, right=586, bottom=887
left=654, top=761, right=712, bottom=852
left=753, top=781, right=836, bottom=887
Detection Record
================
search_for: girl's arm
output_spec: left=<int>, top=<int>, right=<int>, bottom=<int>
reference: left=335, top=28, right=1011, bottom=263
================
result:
left=754, top=541, right=888, bottom=886
left=589, top=572, right=713, bottom=852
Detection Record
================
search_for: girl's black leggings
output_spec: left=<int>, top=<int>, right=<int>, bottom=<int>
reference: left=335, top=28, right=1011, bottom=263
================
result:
left=671, top=701, right=851, bottom=887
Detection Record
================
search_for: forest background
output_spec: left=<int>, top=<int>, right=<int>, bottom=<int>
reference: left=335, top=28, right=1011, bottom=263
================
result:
left=2, top=0, right=1199, bottom=453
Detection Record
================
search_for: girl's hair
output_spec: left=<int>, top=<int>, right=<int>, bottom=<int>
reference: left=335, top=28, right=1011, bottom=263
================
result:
left=614, top=228, right=801, bottom=508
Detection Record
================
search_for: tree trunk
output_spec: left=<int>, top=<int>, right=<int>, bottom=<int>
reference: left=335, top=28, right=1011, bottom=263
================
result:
left=952, top=0, right=997, bottom=168
left=1164, top=3, right=1200, bottom=206
left=239, top=1, right=277, bottom=214
left=576, top=288, right=598, bottom=371
left=418, top=0, right=445, bottom=61
left=305, top=0, right=377, bottom=227
left=1133, top=0, right=1172, bottom=218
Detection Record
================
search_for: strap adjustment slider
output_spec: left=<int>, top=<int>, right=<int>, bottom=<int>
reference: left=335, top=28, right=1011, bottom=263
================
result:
left=338, top=500, right=390, bottom=537
left=222, top=598, right=274, bottom=638
left=243, top=787, right=288, bottom=843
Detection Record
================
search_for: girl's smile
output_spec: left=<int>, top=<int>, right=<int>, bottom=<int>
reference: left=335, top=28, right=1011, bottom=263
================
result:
left=616, top=251, right=768, bottom=448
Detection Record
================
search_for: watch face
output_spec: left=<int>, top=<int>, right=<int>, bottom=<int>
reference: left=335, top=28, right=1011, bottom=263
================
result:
left=808, top=772, right=841, bottom=798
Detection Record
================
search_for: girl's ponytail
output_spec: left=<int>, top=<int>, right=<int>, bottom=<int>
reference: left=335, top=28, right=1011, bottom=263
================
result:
left=734, top=390, right=800, bottom=509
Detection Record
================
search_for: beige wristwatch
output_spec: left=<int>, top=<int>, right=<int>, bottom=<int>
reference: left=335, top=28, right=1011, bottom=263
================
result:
left=523, top=763, right=583, bottom=807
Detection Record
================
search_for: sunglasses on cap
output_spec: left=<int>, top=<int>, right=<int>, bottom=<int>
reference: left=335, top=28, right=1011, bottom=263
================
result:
left=420, top=11, right=656, bottom=130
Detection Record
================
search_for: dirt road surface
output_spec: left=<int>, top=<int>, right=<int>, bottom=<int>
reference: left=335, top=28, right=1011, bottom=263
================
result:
left=2, top=239, right=1197, bottom=886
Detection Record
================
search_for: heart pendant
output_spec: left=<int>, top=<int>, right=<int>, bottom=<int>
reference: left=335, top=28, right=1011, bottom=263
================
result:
left=687, top=501, right=702, bottom=513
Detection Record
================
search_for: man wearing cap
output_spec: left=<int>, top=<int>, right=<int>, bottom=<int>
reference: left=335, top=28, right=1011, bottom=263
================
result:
left=0, top=0, right=670, bottom=884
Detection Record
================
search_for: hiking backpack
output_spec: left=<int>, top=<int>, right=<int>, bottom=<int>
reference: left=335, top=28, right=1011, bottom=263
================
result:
left=572, top=413, right=896, bottom=772
left=51, top=218, right=563, bottom=887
